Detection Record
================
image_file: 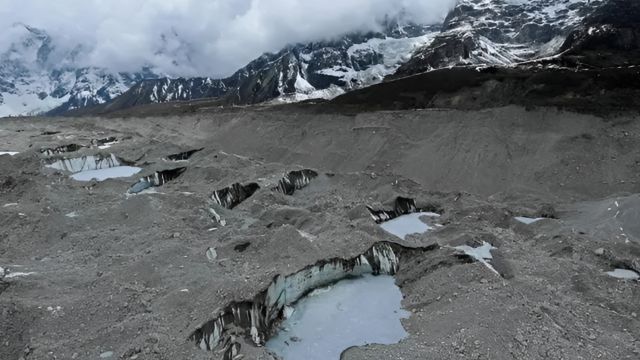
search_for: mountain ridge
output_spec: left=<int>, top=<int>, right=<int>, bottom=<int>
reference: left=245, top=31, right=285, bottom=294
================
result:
left=0, top=23, right=163, bottom=117
left=1, top=0, right=633, bottom=117
left=91, top=22, right=440, bottom=114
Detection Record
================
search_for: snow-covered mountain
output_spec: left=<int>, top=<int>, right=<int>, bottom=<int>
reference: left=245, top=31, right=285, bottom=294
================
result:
left=98, top=0, right=612, bottom=113
left=0, top=24, right=159, bottom=117
left=99, top=22, right=440, bottom=112
left=393, top=0, right=599, bottom=78
left=1, top=1, right=624, bottom=116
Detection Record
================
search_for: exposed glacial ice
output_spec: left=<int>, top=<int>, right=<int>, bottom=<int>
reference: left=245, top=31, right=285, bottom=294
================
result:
left=191, top=243, right=401, bottom=355
left=127, top=168, right=186, bottom=194
left=0, top=152, right=19, bottom=156
left=276, top=33, right=437, bottom=103
left=266, top=274, right=409, bottom=360
left=319, top=34, right=437, bottom=87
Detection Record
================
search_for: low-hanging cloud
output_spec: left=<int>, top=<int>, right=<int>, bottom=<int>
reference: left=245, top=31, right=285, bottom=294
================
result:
left=0, top=0, right=457, bottom=77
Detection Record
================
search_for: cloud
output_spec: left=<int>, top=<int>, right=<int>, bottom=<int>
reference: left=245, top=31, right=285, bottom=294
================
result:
left=0, top=0, right=456, bottom=77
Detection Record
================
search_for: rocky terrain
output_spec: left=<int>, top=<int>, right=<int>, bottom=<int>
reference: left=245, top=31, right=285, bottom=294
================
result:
left=1, top=103, right=639, bottom=359
left=1, top=1, right=639, bottom=360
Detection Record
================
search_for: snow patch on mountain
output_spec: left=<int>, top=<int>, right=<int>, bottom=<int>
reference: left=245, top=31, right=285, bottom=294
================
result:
left=0, top=24, right=159, bottom=117
left=324, top=34, right=437, bottom=83
left=0, top=91, right=70, bottom=118
left=392, top=0, right=597, bottom=79
left=276, top=33, right=437, bottom=102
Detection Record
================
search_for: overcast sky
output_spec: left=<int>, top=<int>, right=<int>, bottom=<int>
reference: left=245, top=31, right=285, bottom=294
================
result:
left=0, top=0, right=456, bottom=77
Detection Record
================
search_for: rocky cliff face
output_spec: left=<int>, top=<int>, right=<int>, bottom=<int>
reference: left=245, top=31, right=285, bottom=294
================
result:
left=558, top=0, right=640, bottom=67
left=331, top=0, right=640, bottom=114
left=392, top=0, right=599, bottom=78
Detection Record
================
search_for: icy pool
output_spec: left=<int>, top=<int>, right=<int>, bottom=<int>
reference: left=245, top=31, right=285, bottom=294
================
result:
left=46, top=154, right=141, bottom=181
left=71, top=166, right=142, bottom=182
left=266, top=274, right=409, bottom=360
left=46, top=154, right=120, bottom=173
left=515, top=217, right=545, bottom=225
left=606, top=269, right=640, bottom=280
left=380, top=212, right=440, bottom=240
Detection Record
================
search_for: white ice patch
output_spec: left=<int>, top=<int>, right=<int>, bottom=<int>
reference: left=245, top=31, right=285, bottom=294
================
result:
left=208, top=207, right=227, bottom=227
left=65, top=211, right=79, bottom=218
left=297, top=230, right=316, bottom=242
left=380, top=212, right=440, bottom=240
left=71, top=166, right=142, bottom=182
left=98, top=143, right=115, bottom=149
left=125, top=187, right=161, bottom=197
left=0, top=151, right=19, bottom=156
left=5, top=271, right=37, bottom=278
left=266, top=274, right=409, bottom=360
left=515, top=216, right=545, bottom=225
left=0, top=91, right=70, bottom=118
left=606, top=269, right=640, bottom=280
left=276, top=33, right=437, bottom=104
left=453, top=242, right=499, bottom=275
left=3, top=203, right=18, bottom=207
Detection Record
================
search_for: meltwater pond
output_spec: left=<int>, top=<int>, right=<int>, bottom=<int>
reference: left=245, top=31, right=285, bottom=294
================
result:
left=46, top=154, right=141, bottom=182
left=606, top=268, right=640, bottom=280
left=266, top=274, right=410, bottom=360
left=70, top=167, right=142, bottom=181
left=380, top=212, right=440, bottom=240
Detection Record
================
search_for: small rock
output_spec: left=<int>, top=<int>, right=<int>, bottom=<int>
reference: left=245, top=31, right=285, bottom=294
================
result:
left=479, top=278, right=488, bottom=284
left=172, top=232, right=180, bottom=238
left=594, top=248, right=605, bottom=256
left=538, top=204, right=557, bottom=219
left=290, top=336, right=302, bottom=342
left=206, top=247, right=218, bottom=262
left=100, top=351, right=114, bottom=358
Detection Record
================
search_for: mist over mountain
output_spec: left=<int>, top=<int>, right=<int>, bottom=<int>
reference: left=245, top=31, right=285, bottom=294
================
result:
left=0, top=0, right=456, bottom=77
left=1, top=0, right=635, bottom=117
